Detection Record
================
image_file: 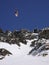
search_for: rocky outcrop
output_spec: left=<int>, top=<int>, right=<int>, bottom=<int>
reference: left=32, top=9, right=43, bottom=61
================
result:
left=39, top=28, right=49, bottom=39
left=0, top=48, right=12, bottom=60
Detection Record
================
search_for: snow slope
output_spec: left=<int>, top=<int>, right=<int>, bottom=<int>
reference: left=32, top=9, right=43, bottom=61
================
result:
left=0, top=40, right=32, bottom=56
left=0, top=41, right=49, bottom=65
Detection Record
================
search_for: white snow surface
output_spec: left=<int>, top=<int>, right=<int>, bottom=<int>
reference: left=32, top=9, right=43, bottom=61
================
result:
left=0, top=41, right=49, bottom=65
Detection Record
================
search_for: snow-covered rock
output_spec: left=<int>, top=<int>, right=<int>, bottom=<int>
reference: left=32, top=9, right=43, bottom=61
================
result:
left=0, top=28, right=49, bottom=65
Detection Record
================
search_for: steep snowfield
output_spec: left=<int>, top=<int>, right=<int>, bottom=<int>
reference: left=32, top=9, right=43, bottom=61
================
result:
left=0, top=41, right=49, bottom=65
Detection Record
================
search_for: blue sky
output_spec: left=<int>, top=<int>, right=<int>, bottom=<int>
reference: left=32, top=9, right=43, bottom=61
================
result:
left=0, top=0, right=49, bottom=31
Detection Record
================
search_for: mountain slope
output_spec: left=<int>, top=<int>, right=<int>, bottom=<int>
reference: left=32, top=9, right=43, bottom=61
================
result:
left=0, top=28, right=49, bottom=65
left=0, top=42, right=49, bottom=65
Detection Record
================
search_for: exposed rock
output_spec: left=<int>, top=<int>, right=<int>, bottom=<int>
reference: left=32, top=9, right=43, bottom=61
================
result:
left=39, top=29, right=49, bottom=39
left=30, top=41, right=36, bottom=47
left=0, top=48, right=12, bottom=60
left=33, top=28, right=41, bottom=33
left=0, top=28, right=3, bottom=33
left=0, top=28, right=49, bottom=54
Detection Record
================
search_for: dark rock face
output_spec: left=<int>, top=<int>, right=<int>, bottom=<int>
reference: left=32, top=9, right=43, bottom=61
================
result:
left=0, top=28, right=3, bottom=33
left=39, top=29, right=49, bottom=39
left=0, top=48, right=12, bottom=60
left=0, top=29, right=29, bottom=46
left=33, top=28, right=41, bottom=33
left=0, top=28, right=49, bottom=47
left=30, top=41, right=36, bottom=47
